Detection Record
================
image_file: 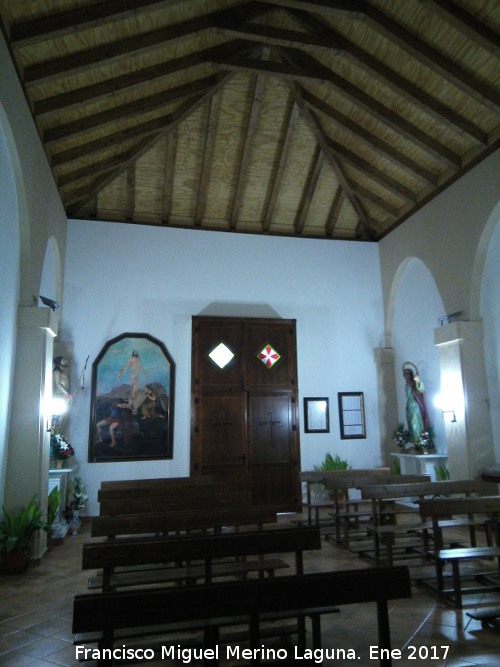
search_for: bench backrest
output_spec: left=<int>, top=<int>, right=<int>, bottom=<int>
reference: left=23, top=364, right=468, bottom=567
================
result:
left=99, top=475, right=214, bottom=490
left=361, top=479, right=490, bottom=500
left=99, top=489, right=253, bottom=515
left=300, top=468, right=390, bottom=484
left=97, top=481, right=225, bottom=501
left=91, top=505, right=278, bottom=539
left=73, top=566, right=411, bottom=635
left=82, top=526, right=322, bottom=574
left=419, top=495, right=500, bottom=518
left=324, top=473, right=430, bottom=491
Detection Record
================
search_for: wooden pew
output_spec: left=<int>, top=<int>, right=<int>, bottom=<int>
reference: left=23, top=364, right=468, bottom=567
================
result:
left=418, top=496, right=500, bottom=608
left=97, top=479, right=224, bottom=501
left=99, top=475, right=214, bottom=490
left=83, top=526, right=320, bottom=592
left=91, top=505, right=279, bottom=540
left=300, top=468, right=390, bottom=532
left=73, top=566, right=412, bottom=666
left=98, top=489, right=252, bottom=516
left=360, top=480, right=493, bottom=567
left=324, top=473, right=430, bottom=549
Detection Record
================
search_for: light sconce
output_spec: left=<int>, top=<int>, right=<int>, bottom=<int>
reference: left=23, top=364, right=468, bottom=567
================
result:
left=441, top=409, right=457, bottom=423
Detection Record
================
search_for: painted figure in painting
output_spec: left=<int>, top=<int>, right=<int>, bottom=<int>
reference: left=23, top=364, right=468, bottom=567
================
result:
left=402, top=362, right=430, bottom=446
left=118, top=350, right=146, bottom=400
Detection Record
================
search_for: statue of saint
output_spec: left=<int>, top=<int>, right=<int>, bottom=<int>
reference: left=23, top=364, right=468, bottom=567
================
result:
left=402, top=362, right=430, bottom=446
left=53, top=356, right=70, bottom=401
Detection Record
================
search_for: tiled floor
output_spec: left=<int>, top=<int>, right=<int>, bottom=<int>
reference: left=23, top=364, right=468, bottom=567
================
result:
left=1, top=516, right=499, bottom=666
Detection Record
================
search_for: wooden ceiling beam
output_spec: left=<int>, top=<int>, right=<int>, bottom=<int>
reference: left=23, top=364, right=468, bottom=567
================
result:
left=194, top=93, right=221, bottom=226
left=23, top=3, right=273, bottom=86
left=284, top=8, right=487, bottom=144
left=261, top=100, right=300, bottom=232
left=301, top=90, right=438, bottom=185
left=65, top=73, right=232, bottom=212
left=46, top=76, right=220, bottom=148
left=266, top=0, right=500, bottom=112
left=324, top=187, right=345, bottom=237
left=280, top=47, right=462, bottom=168
left=34, top=41, right=251, bottom=117
left=229, top=48, right=268, bottom=229
left=125, top=166, right=136, bottom=221
left=419, top=0, right=500, bottom=58
left=294, top=145, right=324, bottom=234
left=162, top=130, right=177, bottom=224
left=289, top=82, right=376, bottom=237
left=326, top=136, right=417, bottom=205
left=9, top=1, right=186, bottom=47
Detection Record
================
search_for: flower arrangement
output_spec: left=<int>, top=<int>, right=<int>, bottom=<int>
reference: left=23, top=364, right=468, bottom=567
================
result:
left=50, top=432, right=75, bottom=460
left=418, top=427, right=435, bottom=451
left=392, top=423, right=410, bottom=448
left=63, top=476, right=88, bottom=522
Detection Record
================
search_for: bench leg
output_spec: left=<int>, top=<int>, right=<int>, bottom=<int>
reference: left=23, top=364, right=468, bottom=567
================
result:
left=376, top=599, right=393, bottom=667
left=451, top=561, right=462, bottom=609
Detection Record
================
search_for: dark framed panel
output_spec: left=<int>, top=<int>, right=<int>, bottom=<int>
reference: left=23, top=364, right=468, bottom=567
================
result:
left=88, top=333, right=175, bottom=462
left=303, top=397, right=330, bottom=433
left=338, top=392, right=366, bottom=439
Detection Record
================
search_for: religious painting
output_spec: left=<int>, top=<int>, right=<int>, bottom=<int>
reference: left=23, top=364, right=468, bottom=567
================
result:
left=88, top=333, right=175, bottom=462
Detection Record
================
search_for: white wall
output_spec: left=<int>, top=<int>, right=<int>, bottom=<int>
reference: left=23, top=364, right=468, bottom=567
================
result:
left=481, top=216, right=500, bottom=461
left=0, top=123, right=19, bottom=500
left=61, top=220, right=384, bottom=515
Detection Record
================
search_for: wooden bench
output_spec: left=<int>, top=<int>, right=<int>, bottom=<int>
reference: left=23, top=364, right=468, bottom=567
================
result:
left=97, top=480, right=225, bottom=502
left=300, top=468, right=390, bottom=533
left=83, top=525, right=320, bottom=592
left=98, top=489, right=253, bottom=516
left=73, top=566, right=412, bottom=666
left=99, top=475, right=214, bottom=490
left=418, top=496, right=500, bottom=608
left=360, top=480, right=493, bottom=567
left=324, top=473, right=431, bottom=549
left=91, top=504, right=279, bottom=540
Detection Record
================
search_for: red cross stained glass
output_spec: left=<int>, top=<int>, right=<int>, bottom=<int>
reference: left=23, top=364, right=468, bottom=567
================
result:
left=257, top=343, right=281, bottom=368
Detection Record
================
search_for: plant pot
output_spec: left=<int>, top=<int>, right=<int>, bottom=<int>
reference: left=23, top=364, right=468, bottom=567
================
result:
left=1, top=550, right=29, bottom=574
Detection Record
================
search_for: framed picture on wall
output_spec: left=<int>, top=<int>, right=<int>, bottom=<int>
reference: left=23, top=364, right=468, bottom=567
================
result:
left=88, top=333, right=175, bottom=462
left=338, top=392, right=366, bottom=439
left=303, top=397, right=330, bottom=433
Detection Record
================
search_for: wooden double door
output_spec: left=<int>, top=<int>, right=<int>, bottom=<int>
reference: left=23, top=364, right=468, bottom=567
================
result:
left=190, top=316, right=301, bottom=512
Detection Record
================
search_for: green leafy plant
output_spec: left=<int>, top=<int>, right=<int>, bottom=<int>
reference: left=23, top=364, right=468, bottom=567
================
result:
left=434, top=464, right=450, bottom=481
left=47, top=487, right=62, bottom=530
left=0, top=495, right=48, bottom=553
left=314, top=453, right=351, bottom=500
left=314, top=452, right=351, bottom=472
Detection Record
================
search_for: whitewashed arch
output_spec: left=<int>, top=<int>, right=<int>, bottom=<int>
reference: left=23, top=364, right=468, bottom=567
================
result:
left=470, top=199, right=500, bottom=321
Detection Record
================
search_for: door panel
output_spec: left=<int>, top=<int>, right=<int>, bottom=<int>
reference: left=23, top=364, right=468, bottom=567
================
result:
left=191, top=316, right=300, bottom=511
left=245, top=321, right=296, bottom=390
left=192, top=319, right=242, bottom=390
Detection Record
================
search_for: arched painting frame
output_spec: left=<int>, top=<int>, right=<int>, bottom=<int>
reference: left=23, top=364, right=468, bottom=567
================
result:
left=88, top=333, right=175, bottom=462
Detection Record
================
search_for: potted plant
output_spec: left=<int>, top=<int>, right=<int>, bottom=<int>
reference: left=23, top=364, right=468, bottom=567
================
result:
left=0, top=495, right=48, bottom=574
left=314, top=453, right=351, bottom=500
left=47, top=487, right=62, bottom=544
left=64, top=476, right=88, bottom=535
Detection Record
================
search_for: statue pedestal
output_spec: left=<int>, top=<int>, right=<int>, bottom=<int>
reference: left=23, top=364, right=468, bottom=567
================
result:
left=390, top=452, right=448, bottom=481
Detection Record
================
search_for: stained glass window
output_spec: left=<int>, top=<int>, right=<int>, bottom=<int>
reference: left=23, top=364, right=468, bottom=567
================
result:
left=208, top=342, right=235, bottom=369
left=257, top=344, right=280, bottom=368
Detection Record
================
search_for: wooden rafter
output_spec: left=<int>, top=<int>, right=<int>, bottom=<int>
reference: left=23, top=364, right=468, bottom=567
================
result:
left=294, top=145, right=324, bottom=234
left=195, top=93, right=222, bottom=226
left=261, top=100, right=300, bottom=232
left=161, top=131, right=177, bottom=224
left=324, top=187, right=346, bottom=237
left=230, top=48, right=268, bottom=229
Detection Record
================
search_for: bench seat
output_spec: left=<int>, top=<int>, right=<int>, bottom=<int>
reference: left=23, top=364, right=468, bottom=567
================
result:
left=87, top=557, right=289, bottom=590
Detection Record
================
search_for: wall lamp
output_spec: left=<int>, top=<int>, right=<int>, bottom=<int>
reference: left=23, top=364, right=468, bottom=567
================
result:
left=442, top=409, right=457, bottom=423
